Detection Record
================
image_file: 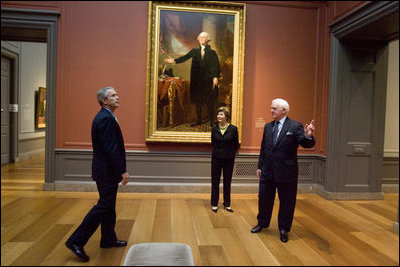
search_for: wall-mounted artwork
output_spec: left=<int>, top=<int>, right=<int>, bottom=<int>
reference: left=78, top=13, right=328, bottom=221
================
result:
left=35, top=86, right=46, bottom=128
left=145, top=1, right=246, bottom=143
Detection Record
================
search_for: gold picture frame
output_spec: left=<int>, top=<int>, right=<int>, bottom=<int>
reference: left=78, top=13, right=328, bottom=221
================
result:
left=35, top=86, right=46, bottom=128
left=145, top=1, right=246, bottom=143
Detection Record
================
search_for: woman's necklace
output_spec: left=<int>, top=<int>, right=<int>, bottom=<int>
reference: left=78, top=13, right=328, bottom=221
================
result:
left=219, top=123, right=229, bottom=130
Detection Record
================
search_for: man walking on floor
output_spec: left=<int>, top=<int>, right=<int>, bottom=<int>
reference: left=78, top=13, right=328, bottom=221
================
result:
left=65, top=87, right=129, bottom=262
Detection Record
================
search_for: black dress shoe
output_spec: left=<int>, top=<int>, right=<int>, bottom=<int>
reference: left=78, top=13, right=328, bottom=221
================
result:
left=65, top=242, right=90, bottom=262
left=251, top=225, right=267, bottom=233
left=280, top=230, right=289, bottom=242
left=100, top=240, right=127, bottom=248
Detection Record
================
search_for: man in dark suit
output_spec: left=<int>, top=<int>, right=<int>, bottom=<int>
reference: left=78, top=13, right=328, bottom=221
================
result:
left=164, top=31, right=220, bottom=127
left=251, top=98, right=315, bottom=243
left=65, top=87, right=129, bottom=262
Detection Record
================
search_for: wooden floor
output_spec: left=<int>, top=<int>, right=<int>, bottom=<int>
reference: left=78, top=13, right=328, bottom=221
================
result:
left=1, top=155, right=399, bottom=266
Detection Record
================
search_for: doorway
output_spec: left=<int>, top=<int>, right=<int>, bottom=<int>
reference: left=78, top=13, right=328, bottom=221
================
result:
left=2, top=41, right=48, bottom=166
left=1, top=8, right=59, bottom=184
left=325, top=1, right=399, bottom=198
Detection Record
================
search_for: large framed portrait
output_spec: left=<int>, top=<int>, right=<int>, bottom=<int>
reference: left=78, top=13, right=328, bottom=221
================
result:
left=145, top=1, right=246, bottom=143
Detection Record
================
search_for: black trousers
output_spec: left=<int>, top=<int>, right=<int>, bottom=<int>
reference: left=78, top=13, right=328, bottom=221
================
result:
left=257, top=178, right=297, bottom=232
left=66, top=181, right=119, bottom=247
left=211, top=157, right=235, bottom=207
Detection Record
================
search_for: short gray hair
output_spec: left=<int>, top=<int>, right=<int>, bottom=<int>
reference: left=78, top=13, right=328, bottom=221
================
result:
left=272, top=98, right=290, bottom=113
left=197, top=32, right=211, bottom=43
left=97, top=87, right=114, bottom=106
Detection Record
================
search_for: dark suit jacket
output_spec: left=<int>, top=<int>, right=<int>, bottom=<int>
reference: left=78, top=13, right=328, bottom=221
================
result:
left=211, top=124, right=239, bottom=159
left=174, top=44, right=220, bottom=103
left=91, top=107, right=126, bottom=184
left=258, top=117, right=315, bottom=183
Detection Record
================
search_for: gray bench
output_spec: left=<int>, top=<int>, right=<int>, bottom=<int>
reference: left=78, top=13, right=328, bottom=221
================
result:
left=123, top=243, right=195, bottom=266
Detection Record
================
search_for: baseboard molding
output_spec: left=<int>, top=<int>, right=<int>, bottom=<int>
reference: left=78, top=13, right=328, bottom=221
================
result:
left=16, top=148, right=45, bottom=162
left=44, top=181, right=318, bottom=194
left=382, top=184, right=399, bottom=193
left=315, top=184, right=384, bottom=200
left=47, top=182, right=257, bottom=193
left=44, top=181, right=388, bottom=202
left=383, top=156, right=399, bottom=187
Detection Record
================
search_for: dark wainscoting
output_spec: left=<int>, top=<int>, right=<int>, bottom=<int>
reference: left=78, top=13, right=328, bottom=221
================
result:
left=47, top=149, right=397, bottom=197
left=47, top=149, right=325, bottom=194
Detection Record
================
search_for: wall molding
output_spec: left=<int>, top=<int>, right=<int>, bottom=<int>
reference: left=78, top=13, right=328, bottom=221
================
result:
left=329, top=1, right=399, bottom=39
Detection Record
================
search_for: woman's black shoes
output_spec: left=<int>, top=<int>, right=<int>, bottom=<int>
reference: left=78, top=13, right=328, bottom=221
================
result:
left=212, top=206, right=234, bottom=212
left=224, top=206, right=234, bottom=212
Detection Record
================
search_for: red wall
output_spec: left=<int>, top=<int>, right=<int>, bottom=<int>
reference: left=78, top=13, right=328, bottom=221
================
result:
left=1, top=1, right=366, bottom=155
left=56, top=1, right=150, bottom=150
left=242, top=1, right=329, bottom=154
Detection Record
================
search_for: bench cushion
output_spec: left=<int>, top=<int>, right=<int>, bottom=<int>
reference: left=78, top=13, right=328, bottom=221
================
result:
left=123, top=243, right=195, bottom=266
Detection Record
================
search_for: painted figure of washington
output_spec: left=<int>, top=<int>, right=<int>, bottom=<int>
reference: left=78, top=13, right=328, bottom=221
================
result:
left=164, top=31, right=220, bottom=127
